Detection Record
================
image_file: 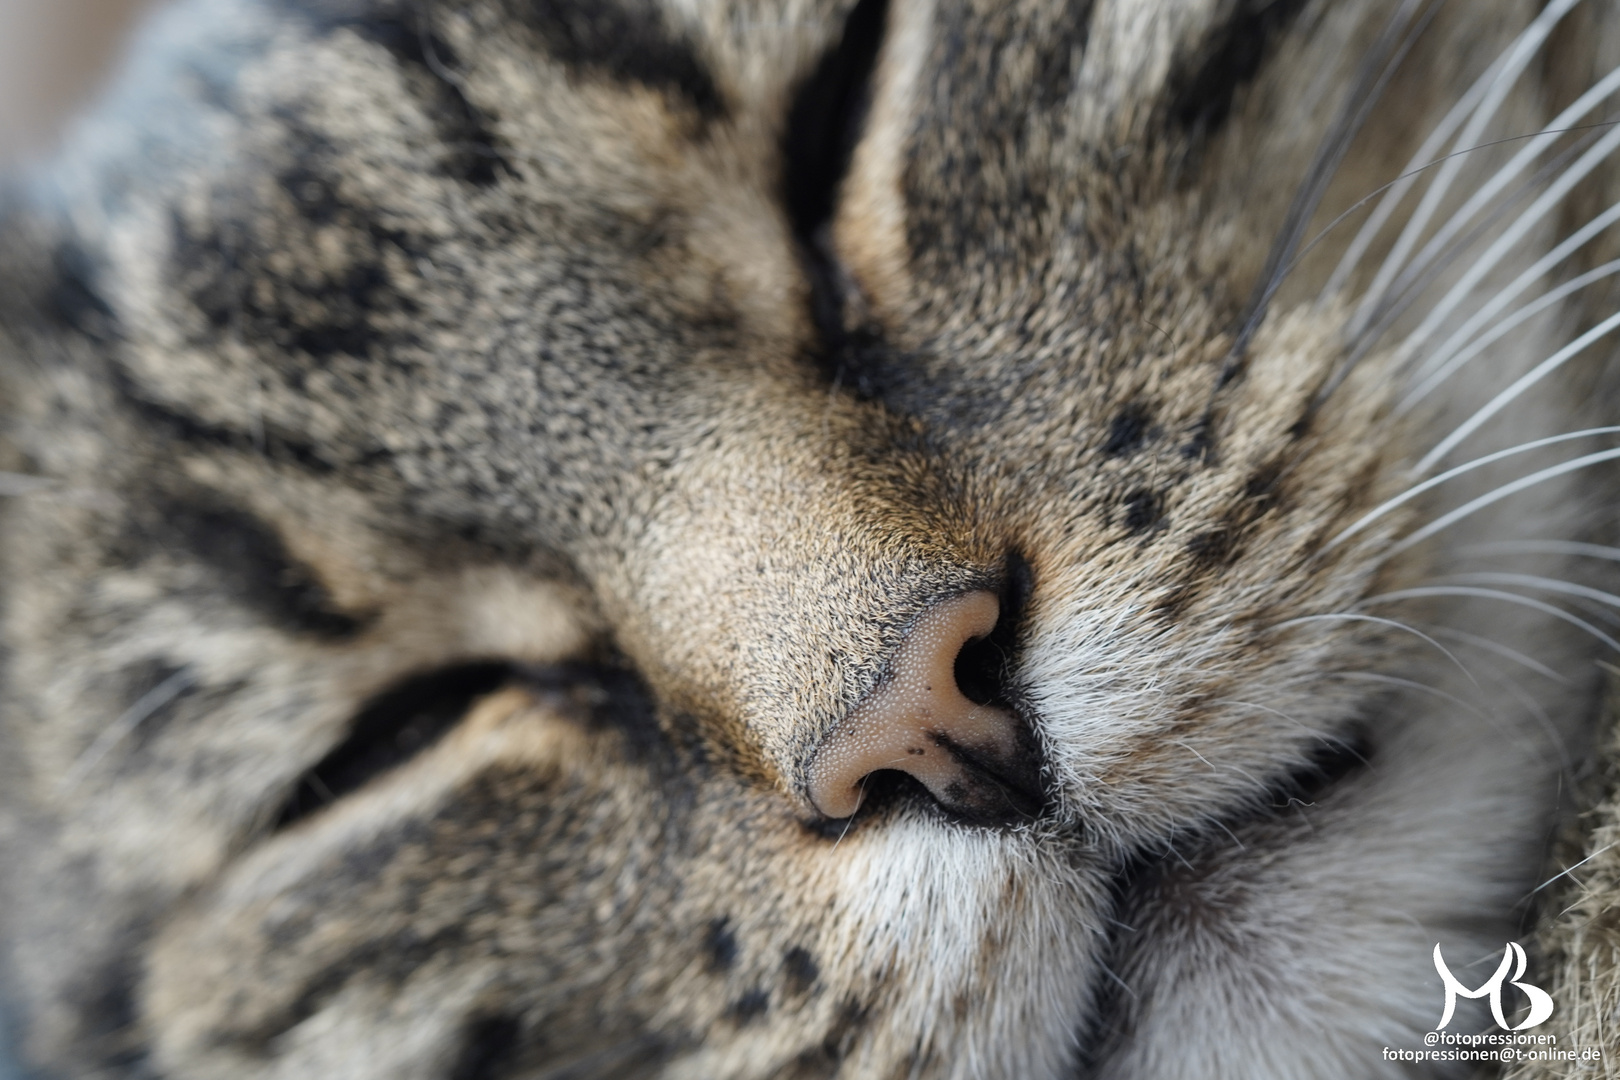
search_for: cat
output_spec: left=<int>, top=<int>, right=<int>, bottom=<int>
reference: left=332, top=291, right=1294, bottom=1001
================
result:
left=3, top=0, right=1619, bottom=1076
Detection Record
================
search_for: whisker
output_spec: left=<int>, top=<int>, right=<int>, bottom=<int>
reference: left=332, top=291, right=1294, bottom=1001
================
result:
left=1462, top=539, right=1620, bottom=563
left=1306, top=124, right=1620, bottom=312
left=1212, top=698, right=1375, bottom=767
left=1345, top=0, right=1584, bottom=339
left=1268, top=612, right=1477, bottom=687
left=1562, top=594, right=1620, bottom=630
left=1324, top=427, right=1620, bottom=550
left=1385, top=64, right=1620, bottom=356
left=1421, top=624, right=1570, bottom=683
left=1401, top=254, right=1620, bottom=410
left=1324, top=670, right=1487, bottom=719
left=1531, top=843, right=1617, bottom=896
left=1321, top=48, right=1514, bottom=304
left=1316, top=121, right=1612, bottom=406
left=1346, top=661, right=1566, bottom=763
left=1391, top=446, right=1620, bottom=554
left=1463, top=659, right=1573, bottom=781
left=1408, top=184, right=1620, bottom=387
left=1355, top=116, right=1620, bottom=366
left=1226, top=0, right=1435, bottom=362
left=1441, top=572, right=1620, bottom=612
left=1418, top=310, right=1620, bottom=471
left=1361, top=585, right=1620, bottom=652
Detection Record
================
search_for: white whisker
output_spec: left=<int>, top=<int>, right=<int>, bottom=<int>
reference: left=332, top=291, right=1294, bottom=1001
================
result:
left=1347, top=0, right=1583, bottom=338
left=1321, top=49, right=1511, bottom=304
left=1418, top=311, right=1620, bottom=470
left=1393, top=446, right=1620, bottom=554
left=1422, top=624, right=1570, bottom=683
left=1401, top=255, right=1620, bottom=410
left=1361, top=585, right=1620, bottom=652
left=1386, top=66, right=1620, bottom=358
left=1324, top=670, right=1486, bottom=718
left=1462, top=539, right=1620, bottom=563
left=1411, top=188, right=1620, bottom=385
left=1269, top=612, right=1477, bottom=686
left=1532, top=843, right=1617, bottom=896
left=1335, top=665, right=1547, bottom=755
left=1212, top=698, right=1375, bottom=766
left=1325, top=427, right=1620, bottom=550
left=1442, top=572, right=1620, bottom=612
left=1348, top=127, right=1619, bottom=371
left=1388, top=114, right=1620, bottom=383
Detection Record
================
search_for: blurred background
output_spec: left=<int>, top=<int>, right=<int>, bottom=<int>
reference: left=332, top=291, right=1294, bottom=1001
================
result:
left=1, top=6, right=162, bottom=1074
left=0, top=0, right=158, bottom=167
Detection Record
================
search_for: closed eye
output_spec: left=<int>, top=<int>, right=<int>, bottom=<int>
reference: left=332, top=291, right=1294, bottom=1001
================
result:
left=271, top=662, right=515, bottom=830
left=270, top=657, right=669, bottom=831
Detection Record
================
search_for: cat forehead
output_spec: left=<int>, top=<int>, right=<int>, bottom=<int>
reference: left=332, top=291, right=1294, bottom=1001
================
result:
left=86, top=0, right=1371, bottom=529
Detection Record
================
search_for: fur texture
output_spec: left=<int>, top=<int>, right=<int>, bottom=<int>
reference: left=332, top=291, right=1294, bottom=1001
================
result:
left=1517, top=678, right=1620, bottom=1080
left=3, top=0, right=1620, bottom=1076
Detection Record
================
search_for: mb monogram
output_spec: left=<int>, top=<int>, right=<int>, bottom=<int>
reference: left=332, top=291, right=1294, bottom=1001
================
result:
left=1433, top=943, right=1556, bottom=1032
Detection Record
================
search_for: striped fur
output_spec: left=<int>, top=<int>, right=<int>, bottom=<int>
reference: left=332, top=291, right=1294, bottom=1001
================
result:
left=3, top=0, right=1620, bottom=1076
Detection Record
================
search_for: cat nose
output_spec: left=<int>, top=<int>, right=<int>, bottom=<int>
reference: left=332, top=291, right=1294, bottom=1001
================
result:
left=806, top=591, right=1043, bottom=823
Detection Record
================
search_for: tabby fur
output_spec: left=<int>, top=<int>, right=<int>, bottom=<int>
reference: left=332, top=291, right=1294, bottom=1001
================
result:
left=3, top=0, right=1620, bottom=1077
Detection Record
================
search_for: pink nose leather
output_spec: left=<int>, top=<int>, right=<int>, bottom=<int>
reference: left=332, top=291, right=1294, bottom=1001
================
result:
left=807, top=591, right=1027, bottom=819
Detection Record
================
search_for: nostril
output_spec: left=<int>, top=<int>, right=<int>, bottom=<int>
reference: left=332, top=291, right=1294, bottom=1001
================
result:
left=806, top=590, right=1043, bottom=824
left=953, top=633, right=1004, bottom=707
left=954, top=553, right=1030, bottom=707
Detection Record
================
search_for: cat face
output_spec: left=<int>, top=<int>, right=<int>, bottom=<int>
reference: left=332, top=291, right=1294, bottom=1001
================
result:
left=1, top=0, right=1613, bottom=1076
